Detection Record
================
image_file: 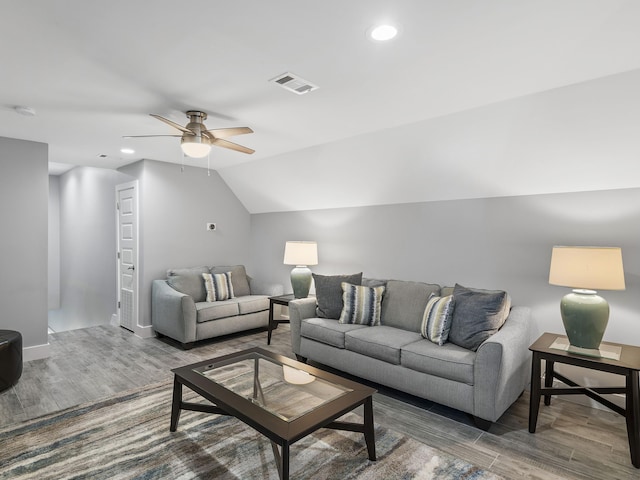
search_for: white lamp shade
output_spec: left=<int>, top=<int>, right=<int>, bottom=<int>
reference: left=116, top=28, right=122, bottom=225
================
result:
left=549, top=246, right=625, bottom=291
left=181, top=135, right=211, bottom=158
left=283, top=241, right=318, bottom=266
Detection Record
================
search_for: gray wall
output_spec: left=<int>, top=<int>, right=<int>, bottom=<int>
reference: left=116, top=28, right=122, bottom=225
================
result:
left=48, top=176, right=60, bottom=310
left=53, top=166, right=133, bottom=331
left=119, top=160, right=252, bottom=327
left=250, top=187, right=640, bottom=348
left=0, top=137, right=49, bottom=355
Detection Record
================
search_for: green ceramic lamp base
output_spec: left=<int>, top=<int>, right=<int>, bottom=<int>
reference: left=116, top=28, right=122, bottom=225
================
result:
left=560, top=289, right=610, bottom=350
left=290, top=266, right=312, bottom=298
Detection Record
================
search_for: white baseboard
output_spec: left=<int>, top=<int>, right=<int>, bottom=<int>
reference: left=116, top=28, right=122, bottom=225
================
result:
left=23, top=343, right=50, bottom=361
left=134, top=324, right=155, bottom=339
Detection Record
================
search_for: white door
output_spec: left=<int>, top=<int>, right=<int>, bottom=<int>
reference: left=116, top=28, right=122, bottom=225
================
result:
left=116, top=181, right=139, bottom=332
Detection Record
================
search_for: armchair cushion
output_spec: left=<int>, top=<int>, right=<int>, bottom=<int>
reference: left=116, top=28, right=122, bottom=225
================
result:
left=211, top=265, right=250, bottom=297
left=166, top=266, right=209, bottom=302
left=195, top=301, right=240, bottom=323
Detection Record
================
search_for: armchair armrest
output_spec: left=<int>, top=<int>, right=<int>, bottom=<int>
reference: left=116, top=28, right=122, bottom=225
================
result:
left=248, top=277, right=284, bottom=296
left=288, top=297, right=318, bottom=355
left=473, top=306, right=534, bottom=422
left=151, top=279, right=197, bottom=344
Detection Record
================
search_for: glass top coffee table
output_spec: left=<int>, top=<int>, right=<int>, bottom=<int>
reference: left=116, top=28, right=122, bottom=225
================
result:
left=170, top=347, right=377, bottom=479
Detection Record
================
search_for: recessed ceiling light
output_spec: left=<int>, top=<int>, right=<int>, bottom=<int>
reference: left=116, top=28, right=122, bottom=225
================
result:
left=369, top=24, right=398, bottom=42
left=120, top=148, right=135, bottom=154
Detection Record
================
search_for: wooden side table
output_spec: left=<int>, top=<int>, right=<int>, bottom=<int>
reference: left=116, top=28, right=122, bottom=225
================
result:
left=529, top=332, right=640, bottom=468
left=267, top=294, right=299, bottom=345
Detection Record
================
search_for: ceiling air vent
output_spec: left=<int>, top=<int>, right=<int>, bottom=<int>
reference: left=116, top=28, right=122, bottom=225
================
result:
left=270, top=72, right=318, bottom=95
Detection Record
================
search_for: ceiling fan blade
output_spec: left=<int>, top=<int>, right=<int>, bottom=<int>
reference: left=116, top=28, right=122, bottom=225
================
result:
left=122, top=134, right=185, bottom=138
left=150, top=114, right=193, bottom=134
left=211, top=138, right=255, bottom=154
left=205, top=127, right=253, bottom=138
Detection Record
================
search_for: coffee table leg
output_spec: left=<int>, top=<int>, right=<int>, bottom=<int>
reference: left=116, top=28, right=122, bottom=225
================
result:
left=281, top=442, right=290, bottom=480
left=364, top=396, right=376, bottom=461
left=170, top=376, right=182, bottom=432
left=267, top=301, right=275, bottom=345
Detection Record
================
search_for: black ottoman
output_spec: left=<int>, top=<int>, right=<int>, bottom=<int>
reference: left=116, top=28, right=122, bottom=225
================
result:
left=0, top=330, right=23, bottom=392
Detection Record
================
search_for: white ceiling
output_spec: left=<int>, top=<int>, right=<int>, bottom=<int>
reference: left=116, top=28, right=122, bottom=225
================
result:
left=2, top=1, right=640, bottom=208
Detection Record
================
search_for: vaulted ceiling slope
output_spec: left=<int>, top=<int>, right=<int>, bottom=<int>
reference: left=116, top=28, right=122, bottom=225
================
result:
left=2, top=1, right=640, bottom=212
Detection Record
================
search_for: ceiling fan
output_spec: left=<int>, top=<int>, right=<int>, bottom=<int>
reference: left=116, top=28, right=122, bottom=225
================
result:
left=125, top=111, right=254, bottom=158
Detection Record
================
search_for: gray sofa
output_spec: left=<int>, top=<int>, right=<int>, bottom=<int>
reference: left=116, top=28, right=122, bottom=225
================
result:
left=152, top=265, right=283, bottom=349
left=289, top=277, right=533, bottom=429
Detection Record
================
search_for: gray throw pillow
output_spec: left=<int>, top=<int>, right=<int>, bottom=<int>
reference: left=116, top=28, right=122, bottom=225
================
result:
left=313, top=272, right=363, bottom=319
left=166, top=266, right=210, bottom=302
left=448, top=284, right=511, bottom=351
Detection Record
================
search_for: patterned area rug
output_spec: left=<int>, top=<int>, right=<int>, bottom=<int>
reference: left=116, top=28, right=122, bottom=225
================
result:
left=0, top=381, right=502, bottom=479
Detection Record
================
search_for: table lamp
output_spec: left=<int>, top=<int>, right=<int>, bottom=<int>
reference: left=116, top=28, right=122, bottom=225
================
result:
left=283, top=241, right=318, bottom=298
left=548, top=246, right=625, bottom=349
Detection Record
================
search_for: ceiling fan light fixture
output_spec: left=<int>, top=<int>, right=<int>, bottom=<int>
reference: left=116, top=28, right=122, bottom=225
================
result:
left=181, top=135, right=211, bottom=158
left=369, top=24, right=399, bottom=42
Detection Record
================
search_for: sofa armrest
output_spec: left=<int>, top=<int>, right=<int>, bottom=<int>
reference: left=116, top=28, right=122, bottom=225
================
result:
left=473, top=306, right=534, bottom=422
left=248, top=277, right=284, bottom=296
left=288, top=297, right=318, bottom=355
left=151, top=279, right=197, bottom=344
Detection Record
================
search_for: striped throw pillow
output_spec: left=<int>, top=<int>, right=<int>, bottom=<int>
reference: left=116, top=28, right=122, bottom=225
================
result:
left=420, top=294, right=454, bottom=345
left=202, top=272, right=235, bottom=302
left=339, top=282, right=385, bottom=326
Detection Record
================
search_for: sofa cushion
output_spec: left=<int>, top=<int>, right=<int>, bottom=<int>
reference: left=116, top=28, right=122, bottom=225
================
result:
left=345, top=326, right=422, bottom=365
left=203, top=272, right=235, bottom=302
left=195, top=301, right=240, bottom=323
left=210, top=265, right=251, bottom=297
left=166, top=266, right=209, bottom=302
left=448, top=284, right=511, bottom=351
left=339, top=283, right=385, bottom=326
left=301, top=317, right=367, bottom=349
left=313, top=272, right=363, bottom=319
left=380, top=280, right=440, bottom=332
left=401, top=339, right=476, bottom=385
left=420, top=295, right=455, bottom=345
left=235, top=295, right=269, bottom=315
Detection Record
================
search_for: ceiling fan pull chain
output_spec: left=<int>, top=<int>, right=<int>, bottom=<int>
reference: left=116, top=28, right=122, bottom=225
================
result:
left=207, top=152, right=211, bottom=176
left=181, top=151, right=185, bottom=173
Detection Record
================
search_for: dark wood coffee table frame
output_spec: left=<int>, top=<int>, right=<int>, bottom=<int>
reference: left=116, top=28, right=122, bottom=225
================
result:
left=170, top=347, right=376, bottom=479
left=529, top=332, right=640, bottom=468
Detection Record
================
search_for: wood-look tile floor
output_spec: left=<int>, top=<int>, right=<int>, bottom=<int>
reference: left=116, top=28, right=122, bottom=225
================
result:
left=0, top=324, right=637, bottom=479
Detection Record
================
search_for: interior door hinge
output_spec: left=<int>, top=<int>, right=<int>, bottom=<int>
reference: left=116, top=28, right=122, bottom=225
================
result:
left=117, top=251, right=120, bottom=259
left=118, top=301, right=121, bottom=309
left=116, top=202, right=120, bottom=210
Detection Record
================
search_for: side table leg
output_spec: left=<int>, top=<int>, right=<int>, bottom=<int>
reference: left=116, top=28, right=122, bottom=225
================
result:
left=364, top=396, right=377, bottom=461
left=625, top=370, right=640, bottom=468
left=529, top=352, right=542, bottom=433
left=544, top=360, right=554, bottom=406
left=170, top=376, right=182, bottom=432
